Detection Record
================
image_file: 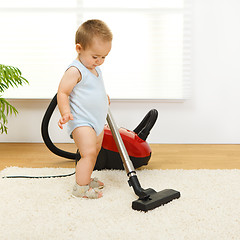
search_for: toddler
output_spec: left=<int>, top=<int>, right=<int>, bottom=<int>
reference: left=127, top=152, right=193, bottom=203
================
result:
left=57, top=19, right=112, bottom=199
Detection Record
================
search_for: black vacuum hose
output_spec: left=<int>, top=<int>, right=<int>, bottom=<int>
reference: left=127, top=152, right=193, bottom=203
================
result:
left=41, top=94, right=77, bottom=160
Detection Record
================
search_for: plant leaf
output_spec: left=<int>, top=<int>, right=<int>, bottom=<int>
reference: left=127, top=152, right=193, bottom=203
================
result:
left=0, top=64, right=28, bottom=134
left=0, top=64, right=29, bottom=92
left=0, top=98, right=18, bottom=117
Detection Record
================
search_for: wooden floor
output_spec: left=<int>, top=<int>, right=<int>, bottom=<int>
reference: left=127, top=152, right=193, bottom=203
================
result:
left=0, top=143, right=240, bottom=170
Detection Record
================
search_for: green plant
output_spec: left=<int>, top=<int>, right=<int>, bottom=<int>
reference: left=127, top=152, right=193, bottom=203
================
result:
left=0, top=64, right=29, bottom=134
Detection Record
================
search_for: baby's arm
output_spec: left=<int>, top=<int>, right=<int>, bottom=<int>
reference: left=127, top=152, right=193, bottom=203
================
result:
left=57, top=67, right=81, bottom=129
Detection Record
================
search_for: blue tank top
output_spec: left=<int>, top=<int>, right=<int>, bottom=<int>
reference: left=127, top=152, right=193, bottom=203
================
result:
left=67, top=60, right=108, bottom=136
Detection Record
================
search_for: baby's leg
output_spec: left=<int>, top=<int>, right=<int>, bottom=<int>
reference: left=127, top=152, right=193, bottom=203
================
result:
left=96, top=129, right=104, bottom=155
left=72, top=126, right=99, bottom=186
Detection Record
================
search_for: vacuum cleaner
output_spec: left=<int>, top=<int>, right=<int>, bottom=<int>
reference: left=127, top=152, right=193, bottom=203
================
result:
left=41, top=94, right=158, bottom=170
left=41, top=94, right=180, bottom=211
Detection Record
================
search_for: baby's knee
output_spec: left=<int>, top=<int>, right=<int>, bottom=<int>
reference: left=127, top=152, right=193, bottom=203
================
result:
left=83, top=148, right=98, bottom=161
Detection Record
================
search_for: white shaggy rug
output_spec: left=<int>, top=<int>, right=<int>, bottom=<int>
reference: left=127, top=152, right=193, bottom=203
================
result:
left=0, top=167, right=240, bottom=240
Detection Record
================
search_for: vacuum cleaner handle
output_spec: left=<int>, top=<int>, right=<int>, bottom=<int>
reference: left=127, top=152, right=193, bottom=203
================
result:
left=133, top=109, right=158, bottom=141
left=41, top=93, right=77, bottom=160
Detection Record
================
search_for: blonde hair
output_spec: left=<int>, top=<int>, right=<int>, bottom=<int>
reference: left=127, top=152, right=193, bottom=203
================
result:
left=75, top=19, right=113, bottom=49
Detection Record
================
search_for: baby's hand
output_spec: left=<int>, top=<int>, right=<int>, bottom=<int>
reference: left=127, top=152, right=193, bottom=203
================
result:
left=58, top=113, right=73, bottom=129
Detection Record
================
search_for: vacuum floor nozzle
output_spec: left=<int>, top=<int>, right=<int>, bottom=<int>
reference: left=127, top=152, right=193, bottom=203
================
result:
left=132, top=189, right=180, bottom=212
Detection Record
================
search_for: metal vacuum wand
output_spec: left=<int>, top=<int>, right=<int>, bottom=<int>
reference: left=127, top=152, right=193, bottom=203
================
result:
left=107, top=108, right=181, bottom=212
left=106, top=108, right=135, bottom=175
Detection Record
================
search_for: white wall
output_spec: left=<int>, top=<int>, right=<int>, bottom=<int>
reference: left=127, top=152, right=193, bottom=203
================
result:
left=1, top=0, right=240, bottom=144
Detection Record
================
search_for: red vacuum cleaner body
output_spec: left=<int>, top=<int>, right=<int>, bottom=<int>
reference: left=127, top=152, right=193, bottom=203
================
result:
left=103, top=125, right=151, bottom=157
left=77, top=109, right=158, bottom=170
left=93, top=125, right=152, bottom=170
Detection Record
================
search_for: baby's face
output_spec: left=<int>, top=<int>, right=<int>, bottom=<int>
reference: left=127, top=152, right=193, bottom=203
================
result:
left=77, top=38, right=112, bottom=71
